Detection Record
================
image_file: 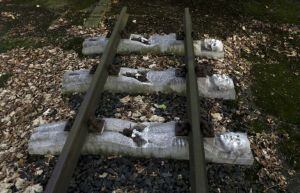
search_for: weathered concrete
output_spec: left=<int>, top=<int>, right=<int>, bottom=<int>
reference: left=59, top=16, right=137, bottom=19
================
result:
left=82, top=34, right=224, bottom=59
left=62, top=68, right=236, bottom=100
left=28, top=118, right=254, bottom=165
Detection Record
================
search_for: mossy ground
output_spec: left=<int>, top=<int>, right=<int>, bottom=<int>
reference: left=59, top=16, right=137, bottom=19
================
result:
left=243, top=0, right=300, bottom=24
left=12, top=0, right=98, bottom=10
left=0, top=72, right=12, bottom=88
left=244, top=37, right=299, bottom=171
left=248, top=50, right=299, bottom=125
left=277, top=123, right=300, bottom=170
left=0, top=37, right=44, bottom=53
left=238, top=0, right=300, bottom=173
left=0, top=1, right=93, bottom=54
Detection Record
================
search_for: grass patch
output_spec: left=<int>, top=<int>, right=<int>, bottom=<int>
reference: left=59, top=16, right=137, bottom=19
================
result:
left=0, top=72, right=12, bottom=88
left=247, top=44, right=300, bottom=170
left=248, top=119, right=270, bottom=133
left=0, top=37, right=44, bottom=53
left=249, top=49, right=300, bottom=124
left=277, top=123, right=300, bottom=169
left=12, top=0, right=98, bottom=10
left=242, top=0, right=300, bottom=24
left=61, top=37, right=84, bottom=56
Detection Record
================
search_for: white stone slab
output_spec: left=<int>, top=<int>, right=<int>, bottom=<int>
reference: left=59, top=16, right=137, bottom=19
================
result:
left=82, top=34, right=224, bottom=59
left=28, top=118, right=254, bottom=165
left=62, top=68, right=236, bottom=100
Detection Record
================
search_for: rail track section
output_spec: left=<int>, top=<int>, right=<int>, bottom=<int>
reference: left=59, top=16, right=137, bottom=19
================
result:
left=44, top=7, right=129, bottom=193
left=184, top=8, right=208, bottom=193
left=28, top=7, right=254, bottom=193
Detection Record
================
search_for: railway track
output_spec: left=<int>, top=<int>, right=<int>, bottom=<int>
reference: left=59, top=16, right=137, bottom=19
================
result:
left=25, top=6, right=253, bottom=193
left=44, top=7, right=208, bottom=193
left=183, top=8, right=208, bottom=193
left=44, top=7, right=129, bottom=193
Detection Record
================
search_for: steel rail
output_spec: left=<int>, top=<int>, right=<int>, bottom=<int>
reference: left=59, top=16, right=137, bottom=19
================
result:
left=184, top=8, right=209, bottom=193
left=44, top=7, right=129, bottom=193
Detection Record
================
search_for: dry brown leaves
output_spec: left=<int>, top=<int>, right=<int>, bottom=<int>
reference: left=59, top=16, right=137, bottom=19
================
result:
left=118, top=54, right=183, bottom=70
left=116, top=95, right=165, bottom=122
left=1, top=11, right=18, bottom=20
left=208, top=19, right=298, bottom=191
left=250, top=132, right=287, bottom=190
left=67, top=24, right=108, bottom=38
left=0, top=46, right=98, bottom=190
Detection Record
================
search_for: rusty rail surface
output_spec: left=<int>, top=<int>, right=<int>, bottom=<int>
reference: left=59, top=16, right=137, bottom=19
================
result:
left=184, top=8, right=209, bottom=193
left=44, top=7, right=129, bottom=193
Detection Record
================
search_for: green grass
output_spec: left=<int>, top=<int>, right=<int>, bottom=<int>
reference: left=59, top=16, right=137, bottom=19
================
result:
left=0, top=73, right=12, bottom=88
left=249, top=49, right=300, bottom=124
left=240, top=2, right=299, bottom=168
left=277, top=123, right=300, bottom=169
left=248, top=119, right=270, bottom=133
left=61, top=37, right=84, bottom=56
left=0, top=38, right=44, bottom=53
left=246, top=44, right=300, bottom=169
left=12, top=0, right=98, bottom=10
left=243, top=0, right=300, bottom=24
